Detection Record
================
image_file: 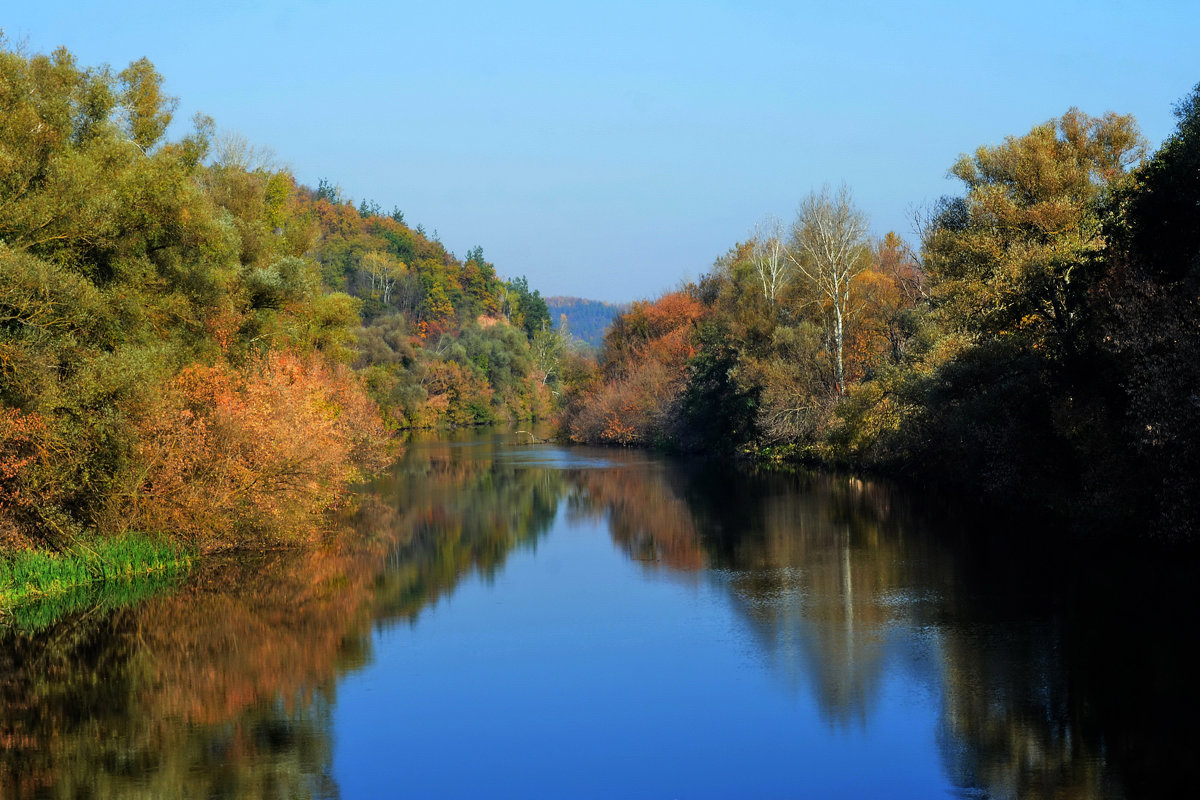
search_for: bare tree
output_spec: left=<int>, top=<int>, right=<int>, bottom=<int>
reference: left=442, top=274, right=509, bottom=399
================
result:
left=531, top=315, right=569, bottom=388
left=750, top=214, right=790, bottom=307
left=787, top=184, right=870, bottom=395
left=211, top=130, right=278, bottom=172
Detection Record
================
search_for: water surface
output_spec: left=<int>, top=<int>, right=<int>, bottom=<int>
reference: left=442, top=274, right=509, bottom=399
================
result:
left=1, top=429, right=1195, bottom=798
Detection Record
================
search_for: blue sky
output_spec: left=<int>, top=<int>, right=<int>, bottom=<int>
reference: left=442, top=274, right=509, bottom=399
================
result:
left=4, top=1, right=1198, bottom=301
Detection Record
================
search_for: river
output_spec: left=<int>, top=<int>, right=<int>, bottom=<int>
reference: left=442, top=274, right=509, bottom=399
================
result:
left=1, top=428, right=1195, bottom=798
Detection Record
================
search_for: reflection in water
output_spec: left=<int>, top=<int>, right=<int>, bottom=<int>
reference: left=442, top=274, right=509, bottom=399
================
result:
left=1, top=430, right=1195, bottom=798
left=561, top=461, right=1191, bottom=799
left=580, top=463, right=1196, bottom=799
left=0, top=433, right=564, bottom=799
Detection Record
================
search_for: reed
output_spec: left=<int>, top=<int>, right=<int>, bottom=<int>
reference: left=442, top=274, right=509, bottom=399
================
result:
left=0, top=534, right=193, bottom=610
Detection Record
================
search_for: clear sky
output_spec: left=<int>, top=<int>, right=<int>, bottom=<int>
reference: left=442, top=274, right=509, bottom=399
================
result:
left=4, top=1, right=1198, bottom=302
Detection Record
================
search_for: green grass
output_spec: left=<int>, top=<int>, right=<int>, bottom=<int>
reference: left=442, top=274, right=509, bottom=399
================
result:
left=0, top=533, right=193, bottom=614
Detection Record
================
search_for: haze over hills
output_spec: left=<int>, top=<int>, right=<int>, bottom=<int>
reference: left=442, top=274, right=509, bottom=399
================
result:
left=547, top=296, right=630, bottom=348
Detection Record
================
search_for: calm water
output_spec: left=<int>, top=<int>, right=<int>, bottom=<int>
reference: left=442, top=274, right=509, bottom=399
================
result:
left=2, top=429, right=1196, bottom=798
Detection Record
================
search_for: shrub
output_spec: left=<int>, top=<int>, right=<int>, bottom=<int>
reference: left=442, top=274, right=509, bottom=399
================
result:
left=122, top=352, right=388, bottom=550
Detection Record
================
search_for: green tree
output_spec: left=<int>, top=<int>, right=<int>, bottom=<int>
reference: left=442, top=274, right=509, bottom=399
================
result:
left=1098, top=84, right=1200, bottom=533
left=1119, top=84, right=1200, bottom=284
left=923, top=109, right=1144, bottom=362
left=505, top=276, right=550, bottom=338
left=118, top=57, right=176, bottom=152
left=0, top=44, right=384, bottom=546
left=893, top=109, right=1146, bottom=510
left=678, top=321, right=759, bottom=451
left=530, top=317, right=567, bottom=388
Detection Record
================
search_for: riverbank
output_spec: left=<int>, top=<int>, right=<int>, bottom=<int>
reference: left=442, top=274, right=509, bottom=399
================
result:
left=0, top=534, right=193, bottom=617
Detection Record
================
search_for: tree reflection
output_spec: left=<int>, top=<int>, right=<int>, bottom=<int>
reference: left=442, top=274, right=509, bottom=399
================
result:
left=358, top=436, right=564, bottom=626
left=574, top=464, right=937, bottom=726
left=572, top=460, right=1191, bottom=799
left=2, top=436, right=1193, bottom=799
left=0, top=434, right=565, bottom=799
left=568, top=464, right=706, bottom=571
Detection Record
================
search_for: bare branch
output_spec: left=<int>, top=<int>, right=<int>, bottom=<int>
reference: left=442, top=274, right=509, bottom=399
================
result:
left=787, top=184, right=871, bottom=395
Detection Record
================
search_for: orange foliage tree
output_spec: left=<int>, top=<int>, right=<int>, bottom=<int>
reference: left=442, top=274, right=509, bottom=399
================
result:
left=566, top=292, right=708, bottom=446
left=124, top=352, right=389, bottom=550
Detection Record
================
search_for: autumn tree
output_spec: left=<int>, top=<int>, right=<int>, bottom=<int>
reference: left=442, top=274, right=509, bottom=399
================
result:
left=361, top=250, right=406, bottom=307
left=127, top=353, right=388, bottom=549
left=923, top=108, right=1144, bottom=361
left=565, top=292, right=707, bottom=446
left=0, top=44, right=388, bottom=547
left=210, top=130, right=277, bottom=172
left=118, top=56, right=176, bottom=152
left=857, top=232, right=927, bottom=368
left=887, top=109, right=1148, bottom=510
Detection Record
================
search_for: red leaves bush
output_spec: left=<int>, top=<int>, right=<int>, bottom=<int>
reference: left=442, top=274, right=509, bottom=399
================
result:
left=0, top=409, right=50, bottom=514
left=0, top=408, right=67, bottom=548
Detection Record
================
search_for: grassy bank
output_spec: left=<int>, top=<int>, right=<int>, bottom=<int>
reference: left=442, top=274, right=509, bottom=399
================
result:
left=0, top=534, right=193, bottom=614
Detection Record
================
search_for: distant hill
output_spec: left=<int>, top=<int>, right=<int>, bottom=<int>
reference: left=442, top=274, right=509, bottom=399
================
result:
left=547, top=296, right=629, bottom=348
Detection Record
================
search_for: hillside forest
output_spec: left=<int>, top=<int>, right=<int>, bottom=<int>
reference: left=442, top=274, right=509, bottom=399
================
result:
left=546, top=296, right=629, bottom=348
left=561, top=94, right=1200, bottom=537
left=0, top=44, right=566, bottom=552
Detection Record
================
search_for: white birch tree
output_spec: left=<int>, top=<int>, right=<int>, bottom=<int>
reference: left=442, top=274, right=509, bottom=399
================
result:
left=361, top=251, right=405, bottom=307
left=751, top=215, right=790, bottom=307
left=787, top=185, right=870, bottom=395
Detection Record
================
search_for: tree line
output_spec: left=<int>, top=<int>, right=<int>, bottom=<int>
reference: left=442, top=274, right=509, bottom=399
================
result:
left=562, top=95, right=1200, bottom=537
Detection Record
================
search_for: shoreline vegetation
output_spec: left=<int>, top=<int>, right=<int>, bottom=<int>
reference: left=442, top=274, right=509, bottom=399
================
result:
left=0, top=532, right=192, bottom=621
left=558, top=92, right=1200, bottom=539
left=1, top=41, right=565, bottom=603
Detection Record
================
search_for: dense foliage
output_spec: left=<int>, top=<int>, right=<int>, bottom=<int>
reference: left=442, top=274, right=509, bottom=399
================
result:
left=0, top=43, right=396, bottom=550
left=0, top=43, right=558, bottom=552
left=295, top=185, right=560, bottom=429
left=564, top=97, right=1200, bottom=536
